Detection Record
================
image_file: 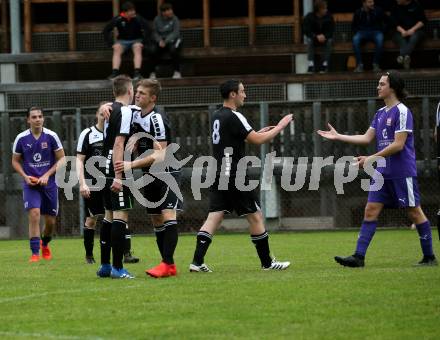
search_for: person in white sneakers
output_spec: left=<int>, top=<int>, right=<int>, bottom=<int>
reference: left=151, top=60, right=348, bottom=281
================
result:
left=189, top=80, right=293, bottom=273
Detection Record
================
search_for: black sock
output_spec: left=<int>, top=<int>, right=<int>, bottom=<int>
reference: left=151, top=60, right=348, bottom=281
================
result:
left=111, top=219, right=127, bottom=270
left=162, top=220, right=178, bottom=265
left=251, top=231, right=272, bottom=268
left=41, top=235, right=52, bottom=246
left=83, top=227, right=95, bottom=257
left=192, top=231, right=212, bottom=266
left=124, top=226, right=131, bottom=255
left=100, top=219, right=112, bottom=265
left=154, top=225, right=165, bottom=259
left=134, top=68, right=141, bottom=73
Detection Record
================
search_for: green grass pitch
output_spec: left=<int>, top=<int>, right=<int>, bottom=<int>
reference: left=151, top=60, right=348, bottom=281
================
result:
left=0, top=230, right=439, bottom=339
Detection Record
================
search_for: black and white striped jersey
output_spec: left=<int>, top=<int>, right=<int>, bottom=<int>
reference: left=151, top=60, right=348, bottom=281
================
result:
left=211, top=106, right=253, bottom=177
left=130, top=105, right=173, bottom=173
left=76, top=125, right=104, bottom=179
left=103, top=101, right=134, bottom=178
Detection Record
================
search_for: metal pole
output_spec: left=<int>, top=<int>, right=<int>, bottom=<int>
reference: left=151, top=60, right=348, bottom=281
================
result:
left=312, top=101, right=322, bottom=156
left=75, top=108, right=85, bottom=236
left=367, top=99, right=376, bottom=155
left=1, top=112, right=11, bottom=185
left=260, top=102, right=269, bottom=225
left=422, top=97, right=430, bottom=176
left=10, top=0, right=22, bottom=54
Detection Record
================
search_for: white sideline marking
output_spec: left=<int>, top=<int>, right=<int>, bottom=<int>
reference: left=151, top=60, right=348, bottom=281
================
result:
left=0, top=283, right=144, bottom=304
left=0, top=331, right=103, bottom=339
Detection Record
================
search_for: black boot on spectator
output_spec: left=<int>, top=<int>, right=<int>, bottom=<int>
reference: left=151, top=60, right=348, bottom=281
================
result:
left=133, top=69, right=143, bottom=81
left=107, top=69, right=120, bottom=80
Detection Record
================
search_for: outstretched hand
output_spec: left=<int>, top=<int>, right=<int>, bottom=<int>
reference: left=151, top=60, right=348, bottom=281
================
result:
left=277, top=114, right=294, bottom=129
left=257, top=126, right=276, bottom=133
left=317, top=123, right=339, bottom=140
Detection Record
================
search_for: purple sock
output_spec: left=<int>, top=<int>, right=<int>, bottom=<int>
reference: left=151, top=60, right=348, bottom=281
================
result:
left=355, top=220, right=378, bottom=257
left=416, top=221, right=434, bottom=257
left=30, top=237, right=40, bottom=255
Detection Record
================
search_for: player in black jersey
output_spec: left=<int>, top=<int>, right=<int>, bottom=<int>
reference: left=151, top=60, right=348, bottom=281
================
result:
left=77, top=103, right=139, bottom=264
left=189, top=80, right=293, bottom=272
left=114, top=79, right=181, bottom=278
left=435, top=101, right=440, bottom=239
left=96, top=75, right=135, bottom=279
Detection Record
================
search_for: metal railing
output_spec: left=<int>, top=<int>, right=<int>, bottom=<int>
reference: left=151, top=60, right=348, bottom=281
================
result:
left=0, top=97, right=438, bottom=238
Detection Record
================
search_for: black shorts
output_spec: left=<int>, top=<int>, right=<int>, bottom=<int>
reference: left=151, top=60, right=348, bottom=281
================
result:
left=142, top=172, right=183, bottom=215
left=103, top=178, right=134, bottom=211
left=84, top=190, right=105, bottom=217
left=209, top=184, right=261, bottom=216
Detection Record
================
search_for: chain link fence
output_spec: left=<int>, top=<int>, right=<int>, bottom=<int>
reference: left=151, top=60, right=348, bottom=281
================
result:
left=0, top=97, right=438, bottom=238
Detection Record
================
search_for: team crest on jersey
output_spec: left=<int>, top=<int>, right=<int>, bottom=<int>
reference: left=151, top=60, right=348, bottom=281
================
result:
left=41, top=142, right=48, bottom=149
left=386, top=118, right=392, bottom=126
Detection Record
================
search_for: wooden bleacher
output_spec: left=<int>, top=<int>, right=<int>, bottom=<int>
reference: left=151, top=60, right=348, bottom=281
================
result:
left=0, top=0, right=438, bottom=81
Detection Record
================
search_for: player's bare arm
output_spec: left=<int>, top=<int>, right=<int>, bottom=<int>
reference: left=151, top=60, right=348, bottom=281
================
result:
left=246, top=114, right=293, bottom=145
left=76, top=153, right=90, bottom=198
left=111, top=135, right=126, bottom=192
left=39, top=149, right=65, bottom=186
left=317, top=123, right=375, bottom=145
left=11, top=153, right=37, bottom=186
left=355, top=132, right=408, bottom=168
left=115, top=141, right=166, bottom=172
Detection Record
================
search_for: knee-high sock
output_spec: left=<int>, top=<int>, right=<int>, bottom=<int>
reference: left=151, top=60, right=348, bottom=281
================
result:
left=111, top=219, right=127, bottom=270
left=154, top=225, right=165, bottom=259
left=124, top=226, right=132, bottom=255
left=251, top=231, right=272, bottom=268
left=162, top=220, right=178, bottom=264
left=416, top=220, right=434, bottom=257
left=355, top=220, right=378, bottom=257
left=100, top=219, right=112, bottom=265
left=30, top=237, right=40, bottom=255
left=83, top=227, right=95, bottom=257
left=192, top=231, right=212, bottom=266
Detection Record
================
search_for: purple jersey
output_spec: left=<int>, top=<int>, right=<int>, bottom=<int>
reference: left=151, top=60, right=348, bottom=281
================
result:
left=13, top=128, right=63, bottom=188
left=370, top=103, right=417, bottom=179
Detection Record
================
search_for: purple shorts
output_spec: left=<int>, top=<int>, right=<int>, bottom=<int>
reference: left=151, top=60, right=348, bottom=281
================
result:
left=368, top=177, right=420, bottom=208
left=23, top=185, right=59, bottom=216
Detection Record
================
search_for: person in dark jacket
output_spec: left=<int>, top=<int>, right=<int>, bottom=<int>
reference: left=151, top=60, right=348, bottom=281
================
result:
left=103, top=1, right=150, bottom=80
left=303, top=0, right=335, bottom=73
left=148, top=3, right=182, bottom=79
left=352, top=0, right=387, bottom=72
left=391, top=0, right=427, bottom=70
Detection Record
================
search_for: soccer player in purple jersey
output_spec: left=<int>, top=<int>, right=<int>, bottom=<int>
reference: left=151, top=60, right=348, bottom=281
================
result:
left=435, top=100, right=440, bottom=239
left=318, top=70, right=437, bottom=267
left=12, top=107, right=65, bottom=262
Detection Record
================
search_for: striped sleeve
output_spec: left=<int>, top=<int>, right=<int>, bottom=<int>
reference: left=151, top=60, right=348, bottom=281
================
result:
left=150, top=113, right=167, bottom=141
left=119, top=106, right=132, bottom=135
left=395, top=104, right=413, bottom=133
left=76, top=128, right=90, bottom=154
left=45, top=128, right=64, bottom=150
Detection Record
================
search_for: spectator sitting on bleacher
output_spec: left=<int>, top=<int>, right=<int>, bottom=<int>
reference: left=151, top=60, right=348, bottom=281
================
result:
left=149, top=3, right=182, bottom=79
left=391, top=0, right=427, bottom=70
left=352, top=0, right=387, bottom=72
left=303, top=0, right=335, bottom=73
left=103, top=1, right=151, bottom=80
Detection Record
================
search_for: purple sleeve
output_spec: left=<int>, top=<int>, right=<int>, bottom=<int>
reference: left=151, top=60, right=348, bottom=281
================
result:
left=394, top=107, right=413, bottom=133
left=370, top=113, right=378, bottom=129
left=13, top=136, right=23, bottom=154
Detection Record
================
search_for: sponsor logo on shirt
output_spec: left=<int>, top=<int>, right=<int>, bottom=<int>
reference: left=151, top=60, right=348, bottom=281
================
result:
left=33, top=153, right=42, bottom=162
left=382, top=129, right=388, bottom=139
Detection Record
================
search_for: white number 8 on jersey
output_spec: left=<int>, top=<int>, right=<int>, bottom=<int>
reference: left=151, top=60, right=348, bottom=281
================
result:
left=212, top=119, right=220, bottom=144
